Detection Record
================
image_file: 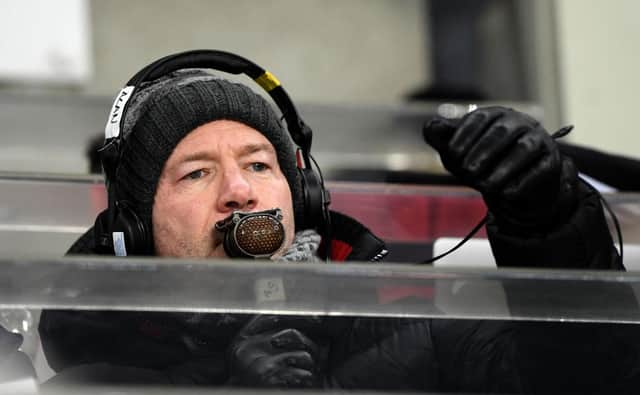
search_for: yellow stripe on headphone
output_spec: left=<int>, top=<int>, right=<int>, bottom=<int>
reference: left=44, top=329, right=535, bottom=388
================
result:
left=254, top=71, right=281, bottom=92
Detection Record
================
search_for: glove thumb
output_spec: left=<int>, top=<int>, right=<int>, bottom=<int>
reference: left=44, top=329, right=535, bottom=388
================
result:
left=422, top=116, right=458, bottom=153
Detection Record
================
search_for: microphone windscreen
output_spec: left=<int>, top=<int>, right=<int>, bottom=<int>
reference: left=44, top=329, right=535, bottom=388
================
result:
left=234, top=214, right=285, bottom=256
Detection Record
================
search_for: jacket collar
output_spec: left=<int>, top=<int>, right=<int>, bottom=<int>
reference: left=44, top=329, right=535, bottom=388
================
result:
left=68, top=211, right=388, bottom=263
left=324, top=210, right=388, bottom=263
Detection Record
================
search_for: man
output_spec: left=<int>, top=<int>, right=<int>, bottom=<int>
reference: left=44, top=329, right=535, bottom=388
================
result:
left=39, top=63, right=636, bottom=392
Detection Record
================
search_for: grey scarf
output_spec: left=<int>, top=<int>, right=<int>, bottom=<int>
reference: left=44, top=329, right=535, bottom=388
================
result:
left=277, top=229, right=322, bottom=263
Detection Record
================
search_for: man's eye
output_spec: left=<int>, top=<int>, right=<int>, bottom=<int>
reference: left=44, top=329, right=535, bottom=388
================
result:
left=184, top=169, right=206, bottom=180
left=250, top=162, right=268, bottom=172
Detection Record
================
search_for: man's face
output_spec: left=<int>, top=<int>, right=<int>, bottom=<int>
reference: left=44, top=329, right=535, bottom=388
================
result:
left=152, top=120, right=295, bottom=258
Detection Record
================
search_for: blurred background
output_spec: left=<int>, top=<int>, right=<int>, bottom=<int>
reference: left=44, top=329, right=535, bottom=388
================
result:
left=1, top=0, right=638, bottom=179
left=2, top=1, right=639, bottom=384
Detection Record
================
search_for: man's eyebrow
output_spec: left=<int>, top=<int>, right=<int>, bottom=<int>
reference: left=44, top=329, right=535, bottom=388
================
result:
left=177, top=151, right=212, bottom=164
left=239, top=143, right=275, bottom=156
left=176, top=143, right=275, bottom=164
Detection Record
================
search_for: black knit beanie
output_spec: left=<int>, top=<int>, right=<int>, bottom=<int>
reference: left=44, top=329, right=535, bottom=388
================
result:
left=112, top=70, right=305, bottom=246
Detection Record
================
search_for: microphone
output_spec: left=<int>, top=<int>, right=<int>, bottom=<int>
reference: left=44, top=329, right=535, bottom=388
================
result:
left=215, top=209, right=285, bottom=259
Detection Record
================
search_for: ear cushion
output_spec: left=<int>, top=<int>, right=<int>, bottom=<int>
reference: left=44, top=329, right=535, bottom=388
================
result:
left=93, top=209, right=114, bottom=254
left=298, top=167, right=327, bottom=231
left=92, top=203, right=151, bottom=256
left=111, top=202, right=152, bottom=255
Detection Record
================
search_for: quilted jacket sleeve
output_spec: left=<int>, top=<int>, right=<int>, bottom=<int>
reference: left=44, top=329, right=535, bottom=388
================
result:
left=486, top=180, right=622, bottom=270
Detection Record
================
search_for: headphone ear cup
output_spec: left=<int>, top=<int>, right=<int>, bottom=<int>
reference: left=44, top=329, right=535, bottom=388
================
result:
left=111, top=202, right=151, bottom=255
left=298, top=167, right=328, bottom=230
left=94, top=202, right=151, bottom=255
left=93, top=208, right=114, bottom=254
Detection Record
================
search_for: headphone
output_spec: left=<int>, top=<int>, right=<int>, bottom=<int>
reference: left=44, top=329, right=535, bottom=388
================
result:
left=93, top=49, right=331, bottom=256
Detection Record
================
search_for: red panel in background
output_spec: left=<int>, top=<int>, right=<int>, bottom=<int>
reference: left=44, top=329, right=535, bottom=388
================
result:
left=329, top=193, right=430, bottom=242
left=427, top=195, right=487, bottom=238
left=90, top=184, right=108, bottom=214
left=330, top=186, right=487, bottom=243
left=87, top=181, right=487, bottom=243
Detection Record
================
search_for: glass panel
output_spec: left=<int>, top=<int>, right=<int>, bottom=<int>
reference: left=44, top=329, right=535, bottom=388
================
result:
left=1, top=174, right=639, bottom=393
left=0, top=257, right=637, bottom=324
left=1, top=174, right=638, bottom=264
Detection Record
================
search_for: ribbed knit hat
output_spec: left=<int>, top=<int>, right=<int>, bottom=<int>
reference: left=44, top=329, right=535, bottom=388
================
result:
left=112, top=70, right=305, bottom=246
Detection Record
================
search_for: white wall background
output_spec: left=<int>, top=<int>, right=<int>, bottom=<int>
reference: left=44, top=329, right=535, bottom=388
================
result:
left=0, top=0, right=432, bottom=175
left=0, top=0, right=91, bottom=84
left=88, top=0, right=429, bottom=104
left=556, top=0, right=640, bottom=158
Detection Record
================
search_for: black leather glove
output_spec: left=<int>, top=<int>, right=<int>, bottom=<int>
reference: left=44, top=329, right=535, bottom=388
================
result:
left=227, top=315, right=323, bottom=388
left=423, top=106, right=578, bottom=233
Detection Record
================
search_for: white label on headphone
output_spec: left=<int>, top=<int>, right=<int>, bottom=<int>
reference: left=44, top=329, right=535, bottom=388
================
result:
left=105, top=86, right=135, bottom=139
left=113, top=232, right=128, bottom=257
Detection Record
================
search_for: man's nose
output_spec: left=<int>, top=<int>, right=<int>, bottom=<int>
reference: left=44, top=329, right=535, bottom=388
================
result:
left=217, top=168, right=256, bottom=212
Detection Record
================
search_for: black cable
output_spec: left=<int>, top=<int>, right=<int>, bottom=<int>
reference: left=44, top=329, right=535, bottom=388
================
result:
left=422, top=214, right=488, bottom=264
left=552, top=125, right=624, bottom=261
left=310, top=153, right=332, bottom=263
left=551, top=125, right=574, bottom=139
left=581, top=178, right=624, bottom=263
left=601, top=192, right=624, bottom=263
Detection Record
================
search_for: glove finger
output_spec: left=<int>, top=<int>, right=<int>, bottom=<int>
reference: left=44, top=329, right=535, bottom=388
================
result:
left=239, top=315, right=281, bottom=336
left=270, top=328, right=318, bottom=356
left=448, top=107, right=505, bottom=161
left=240, top=315, right=323, bottom=337
left=462, top=120, right=531, bottom=182
left=271, top=350, right=315, bottom=371
left=231, top=330, right=273, bottom=359
left=479, top=129, right=551, bottom=194
left=422, top=116, right=458, bottom=153
left=500, top=151, right=561, bottom=203
left=265, top=367, right=316, bottom=388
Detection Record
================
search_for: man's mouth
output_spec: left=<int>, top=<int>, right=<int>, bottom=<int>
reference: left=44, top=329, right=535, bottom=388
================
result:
left=213, top=209, right=285, bottom=259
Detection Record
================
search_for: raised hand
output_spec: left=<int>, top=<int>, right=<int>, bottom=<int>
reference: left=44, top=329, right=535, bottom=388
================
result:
left=423, top=106, right=578, bottom=232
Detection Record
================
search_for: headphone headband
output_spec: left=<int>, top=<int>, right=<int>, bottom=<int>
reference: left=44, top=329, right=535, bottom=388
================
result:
left=104, top=50, right=313, bottom=166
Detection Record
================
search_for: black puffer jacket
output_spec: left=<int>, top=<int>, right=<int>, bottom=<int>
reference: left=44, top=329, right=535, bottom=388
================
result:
left=39, top=185, right=640, bottom=393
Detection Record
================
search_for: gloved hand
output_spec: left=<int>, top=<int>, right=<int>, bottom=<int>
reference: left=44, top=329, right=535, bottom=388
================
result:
left=423, top=106, right=578, bottom=232
left=227, top=315, right=324, bottom=388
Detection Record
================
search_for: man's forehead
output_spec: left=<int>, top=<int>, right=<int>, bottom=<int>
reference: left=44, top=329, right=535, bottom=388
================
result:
left=172, top=125, right=276, bottom=162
